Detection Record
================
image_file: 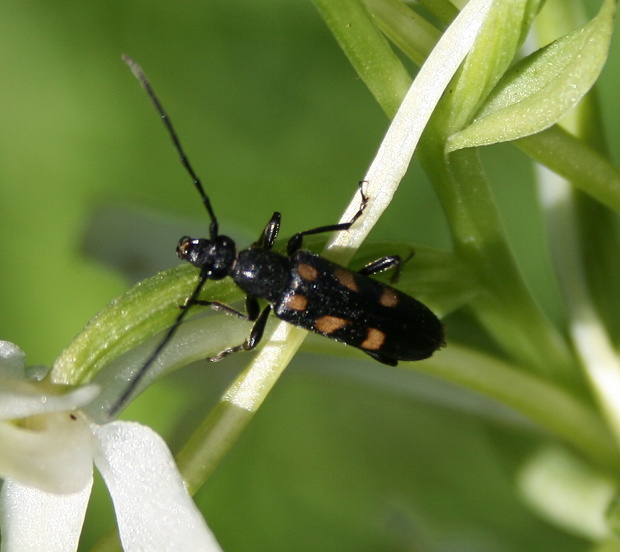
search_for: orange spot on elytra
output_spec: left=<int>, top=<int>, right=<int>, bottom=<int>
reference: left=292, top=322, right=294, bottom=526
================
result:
left=284, top=293, right=308, bottom=311
left=379, top=288, right=399, bottom=307
left=314, top=315, right=349, bottom=334
left=361, top=328, right=386, bottom=350
left=298, top=263, right=319, bottom=281
left=334, top=268, right=359, bottom=292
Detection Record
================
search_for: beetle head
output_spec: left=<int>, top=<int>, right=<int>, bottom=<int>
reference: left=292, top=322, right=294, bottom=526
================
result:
left=177, top=235, right=236, bottom=280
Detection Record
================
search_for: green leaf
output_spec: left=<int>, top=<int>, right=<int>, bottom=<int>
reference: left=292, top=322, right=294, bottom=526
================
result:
left=310, top=0, right=411, bottom=118
left=445, top=0, right=543, bottom=133
left=361, top=0, right=441, bottom=66
left=447, top=0, right=617, bottom=151
left=51, top=264, right=241, bottom=386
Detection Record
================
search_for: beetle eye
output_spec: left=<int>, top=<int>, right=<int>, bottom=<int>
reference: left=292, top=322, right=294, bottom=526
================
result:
left=176, top=236, right=191, bottom=258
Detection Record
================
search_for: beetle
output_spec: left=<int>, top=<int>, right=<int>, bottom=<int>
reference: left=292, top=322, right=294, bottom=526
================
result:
left=115, top=56, right=444, bottom=413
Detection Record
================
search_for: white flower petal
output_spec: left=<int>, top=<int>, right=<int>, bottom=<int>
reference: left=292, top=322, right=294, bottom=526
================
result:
left=0, top=381, right=99, bottom=421
left=92, top=421, right=222, bottom=552
left=0, top=412, right=93, bottom=493
left=0, top=476, right=93, bottom=552
left=0, top=342, right=26, bottom=379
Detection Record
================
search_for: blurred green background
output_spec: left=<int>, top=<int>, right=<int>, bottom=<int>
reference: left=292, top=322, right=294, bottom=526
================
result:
left=1, top=0, right=619, bottom=550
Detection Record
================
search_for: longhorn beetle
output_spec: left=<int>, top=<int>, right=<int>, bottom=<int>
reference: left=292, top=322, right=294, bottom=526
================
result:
left=114, top=56, right=444, bottom=415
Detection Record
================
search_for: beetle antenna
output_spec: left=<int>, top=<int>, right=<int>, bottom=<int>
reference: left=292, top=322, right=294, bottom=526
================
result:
left=122, top=54, right=219, bottom=239
left=107, top=271, right=210, bottom=420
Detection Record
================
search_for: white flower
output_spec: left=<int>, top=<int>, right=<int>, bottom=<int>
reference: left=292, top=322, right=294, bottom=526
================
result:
left=0, top=341, right=222, bottom=552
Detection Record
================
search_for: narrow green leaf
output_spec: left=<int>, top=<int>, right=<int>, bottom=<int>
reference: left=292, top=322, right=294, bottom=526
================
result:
left=361, top=0, right=441, bottom=65
left=447, top=0, right=617, bottom=151
left=310, top=0, right=411, bottom=118
left=417, top=0, right=459, bottom=24
left=51, top=264, right=240, bottom=385
left=446, top=0, right=540, bottom=133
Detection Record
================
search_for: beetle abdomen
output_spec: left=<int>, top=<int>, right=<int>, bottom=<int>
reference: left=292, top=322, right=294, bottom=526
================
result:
left=275, top=250, right=444, bottom=364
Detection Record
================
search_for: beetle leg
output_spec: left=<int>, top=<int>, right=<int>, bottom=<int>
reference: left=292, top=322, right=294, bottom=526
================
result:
left=245, top=295, right=261, bottom=320
left=358, top=250, right=414, bottom=283
left=208, top=305, right=272, bottom=362
left=254, top=212, right=281, bottom=250
left=286, top=181, right=368, bottom=255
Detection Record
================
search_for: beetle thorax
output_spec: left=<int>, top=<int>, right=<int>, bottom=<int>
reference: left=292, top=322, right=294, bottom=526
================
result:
left=232, top=248, right=290, bottom=303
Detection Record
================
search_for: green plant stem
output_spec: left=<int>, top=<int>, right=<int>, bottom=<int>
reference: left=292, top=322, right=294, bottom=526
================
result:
left=414, top=343, right=620, bottom=474
left=570, top=93, right=620, bottom=341
left=176, top=322, right=308, bottom=492
left=516, top=125, right=620, bottom=214
left=175, top=401, right=255, bottom=494
left=418, top=139, right=577, bottom=385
